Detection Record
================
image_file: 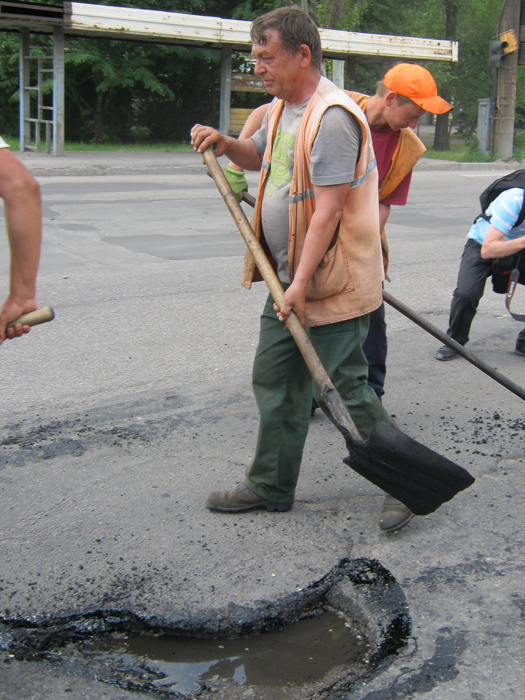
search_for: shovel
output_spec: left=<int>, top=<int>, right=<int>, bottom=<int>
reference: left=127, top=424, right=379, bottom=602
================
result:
left=202, top=148, right=474, bottom=516
left=382, top=290, right=525, bottom=402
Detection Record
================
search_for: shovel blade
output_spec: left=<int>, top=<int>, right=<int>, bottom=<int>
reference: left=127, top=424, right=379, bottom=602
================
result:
left=343, top=422, right=475, bottom=516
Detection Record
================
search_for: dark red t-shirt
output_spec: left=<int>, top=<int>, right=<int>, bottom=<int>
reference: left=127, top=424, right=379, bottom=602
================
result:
left=370, top=126, right=412, bottom=206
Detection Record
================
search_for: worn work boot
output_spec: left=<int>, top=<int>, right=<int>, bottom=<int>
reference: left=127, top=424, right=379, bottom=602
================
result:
left=379, top=495, right=415, bottom=533
left=435, top=345, right=458, bottom=361
left=515, top=338, right=525, bottom=356
left=206, top=483, right=292, bottom=513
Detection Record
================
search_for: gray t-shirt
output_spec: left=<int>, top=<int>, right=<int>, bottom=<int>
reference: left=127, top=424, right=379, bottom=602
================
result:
left=251, top=101, right=362, bottom=282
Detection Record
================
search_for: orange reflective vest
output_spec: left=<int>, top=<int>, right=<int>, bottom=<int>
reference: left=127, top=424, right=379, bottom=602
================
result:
left=242, top=77, right=383, bottom=327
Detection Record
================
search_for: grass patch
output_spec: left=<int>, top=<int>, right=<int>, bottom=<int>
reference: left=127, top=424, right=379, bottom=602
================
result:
left=62, top=141, right=194, bottom=152
left=2, top=136, right=193, bottom=152
left=420, top=140, right=496, bottom=162
left=421, top=142, right=468, bottom=161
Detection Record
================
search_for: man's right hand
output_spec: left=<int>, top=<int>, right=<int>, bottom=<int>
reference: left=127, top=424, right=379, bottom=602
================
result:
left=0, top=295, right=37, bottom=345
left=191, top=124, right=230, bottom=155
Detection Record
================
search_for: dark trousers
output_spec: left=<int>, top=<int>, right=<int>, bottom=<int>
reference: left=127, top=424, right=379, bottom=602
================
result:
left=363, top=303, right=387, bottom=398
left=245, top=292, right=395, bottom=504
left=447, top=238, right=525, bottom=345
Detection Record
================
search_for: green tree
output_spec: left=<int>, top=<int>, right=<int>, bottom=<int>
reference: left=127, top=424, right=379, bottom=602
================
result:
left=352, top=0, right=500, bottom=149
left=0, top=33, right=21, bottom=137
left=316, top=0, right=364, bottom=31
left=63, top=0, right=240, bottom=142
left=65, top=39, right=176, bottom=142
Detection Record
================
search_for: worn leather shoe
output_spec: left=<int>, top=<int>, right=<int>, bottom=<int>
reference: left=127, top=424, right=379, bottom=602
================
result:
left=435, top=345, right=458, bottom=361
left=379, top=495, right=415, bottom=533
left=206, top=483, right=292, bottom=513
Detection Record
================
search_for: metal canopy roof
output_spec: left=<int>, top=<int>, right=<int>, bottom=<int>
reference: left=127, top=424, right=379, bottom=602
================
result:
left=0, top=0, right=458, bottom=61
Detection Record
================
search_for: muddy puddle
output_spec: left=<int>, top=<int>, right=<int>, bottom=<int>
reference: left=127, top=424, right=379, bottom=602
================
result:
left=88, top=608, right=369, bottom=695
left=0, top=559, right=410, bottom=698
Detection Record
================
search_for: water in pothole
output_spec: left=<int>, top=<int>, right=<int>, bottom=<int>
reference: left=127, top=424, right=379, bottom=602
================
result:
left=95, top=609, right=369, bottom=694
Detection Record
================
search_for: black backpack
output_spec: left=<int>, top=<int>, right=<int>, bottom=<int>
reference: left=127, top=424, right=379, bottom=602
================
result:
left=475, top=169, right=525, bottom=227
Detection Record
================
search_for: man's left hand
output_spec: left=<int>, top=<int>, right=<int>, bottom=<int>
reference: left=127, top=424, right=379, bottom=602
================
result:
left=273, top=281, right=307, bottom=326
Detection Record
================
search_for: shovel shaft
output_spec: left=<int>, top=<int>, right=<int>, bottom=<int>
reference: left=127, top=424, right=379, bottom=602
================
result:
left=203, top=148, right=362, bottom=444
left=240, top=193, right=525, bottom=402
left=383, top=290, right=525, bottom=402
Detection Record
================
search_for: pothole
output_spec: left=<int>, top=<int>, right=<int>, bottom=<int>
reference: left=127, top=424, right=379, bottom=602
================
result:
left=0, top=559, right=410, bottom=699
left=88, top=607, right=368, bottom=696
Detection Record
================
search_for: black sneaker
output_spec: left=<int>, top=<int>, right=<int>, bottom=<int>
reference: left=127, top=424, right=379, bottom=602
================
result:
left=515, top=340, right=525, bottom=357
left=435, top=345, right=458, bottom=361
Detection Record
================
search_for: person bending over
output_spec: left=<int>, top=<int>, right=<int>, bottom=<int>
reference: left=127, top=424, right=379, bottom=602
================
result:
left=435, top=187, right=525, bottom=360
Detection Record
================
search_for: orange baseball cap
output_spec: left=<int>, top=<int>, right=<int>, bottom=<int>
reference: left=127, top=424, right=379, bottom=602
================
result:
left=383, top=63, right=453, bottom=114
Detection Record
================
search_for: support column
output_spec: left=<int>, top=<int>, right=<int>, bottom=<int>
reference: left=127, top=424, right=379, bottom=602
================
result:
left=332, top=59, right=345, bottom=89
left=494, top=0, right=520, bottom=158
left=53, top=27, right=65, bottom=157
left=380, top=57, right=397, bottom=77
left=345, top=56, right=356, bottom=91
left=219, top=47, right=232, bottom=135
left=19, top=29, right=30, bottom=152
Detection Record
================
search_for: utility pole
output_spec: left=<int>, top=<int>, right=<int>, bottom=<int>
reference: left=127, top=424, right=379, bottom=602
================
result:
left=493, top=0, right=520, bottom=158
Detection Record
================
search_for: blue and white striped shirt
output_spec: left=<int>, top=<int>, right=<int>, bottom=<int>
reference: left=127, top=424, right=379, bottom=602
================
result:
left=468, top=188, right=525, bottom=244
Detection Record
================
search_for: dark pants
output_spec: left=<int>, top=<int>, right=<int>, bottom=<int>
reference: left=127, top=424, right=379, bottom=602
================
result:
left=363, top=303, right=387, bottom=398
left=447, top=238, right=525, bottom=345
left=245, top=292, right=395, bottom=504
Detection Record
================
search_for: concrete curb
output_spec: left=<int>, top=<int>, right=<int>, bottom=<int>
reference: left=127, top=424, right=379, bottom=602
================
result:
left=25, top=164, right=207, bottom=177
left=414, top=158, right=523, bottom=171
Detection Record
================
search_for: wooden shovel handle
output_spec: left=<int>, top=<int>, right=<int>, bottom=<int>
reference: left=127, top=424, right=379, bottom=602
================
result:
left=6, top=306, right=55, bottom=329
left=203, top=148, right=362, bottom=444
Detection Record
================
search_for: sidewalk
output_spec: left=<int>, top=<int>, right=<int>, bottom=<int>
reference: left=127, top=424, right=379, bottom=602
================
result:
left=16, top=149, right=202, bottom=177
left=14, top=148, right=523, bottom=177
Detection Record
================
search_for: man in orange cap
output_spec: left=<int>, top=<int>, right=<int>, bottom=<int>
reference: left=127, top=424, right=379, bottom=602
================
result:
left=348, top=63, right=452, bottom=392
left=220, top=60, right=452, bottom=532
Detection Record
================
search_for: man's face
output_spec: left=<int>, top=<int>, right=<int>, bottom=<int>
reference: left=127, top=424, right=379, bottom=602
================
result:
left=384, top=95, right=427, bottom=131
left=252, top=29, right=303, bottom=102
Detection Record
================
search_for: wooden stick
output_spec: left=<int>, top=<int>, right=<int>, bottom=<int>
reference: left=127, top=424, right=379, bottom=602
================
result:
left=203, top=148, right=362, bottom=444
left=6, top=307, right=55, bottom=329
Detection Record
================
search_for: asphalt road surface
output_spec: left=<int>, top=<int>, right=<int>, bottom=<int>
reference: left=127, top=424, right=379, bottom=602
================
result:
left=0, top=152, right=524, bottom=700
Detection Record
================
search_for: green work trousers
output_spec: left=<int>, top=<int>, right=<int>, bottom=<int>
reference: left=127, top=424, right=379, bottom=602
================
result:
left=244, top=291, right=395, bottom=505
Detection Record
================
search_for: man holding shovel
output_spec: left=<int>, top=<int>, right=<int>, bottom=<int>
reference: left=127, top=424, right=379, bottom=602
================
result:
left=0, top=138, right=41, bottom=344
left=192, top=7, right=413, bottom=532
